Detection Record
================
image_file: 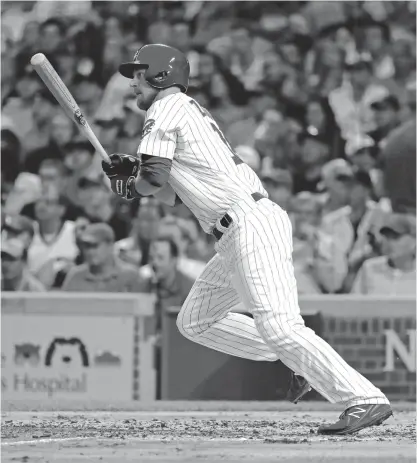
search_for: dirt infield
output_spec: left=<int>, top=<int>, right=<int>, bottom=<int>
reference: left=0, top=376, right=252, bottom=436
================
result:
left=1, top=401, right=416, bottom=462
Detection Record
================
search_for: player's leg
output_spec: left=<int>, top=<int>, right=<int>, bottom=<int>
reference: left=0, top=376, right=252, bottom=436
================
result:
left=177, top=253, right=278, bottom=361
left=232, top=200, right=389, bottom=408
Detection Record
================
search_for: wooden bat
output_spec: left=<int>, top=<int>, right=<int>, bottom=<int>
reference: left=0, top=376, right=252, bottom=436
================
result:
left=30, top=53, right=111, bottom=164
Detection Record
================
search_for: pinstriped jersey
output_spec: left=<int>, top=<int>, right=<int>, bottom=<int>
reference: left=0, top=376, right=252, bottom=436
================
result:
left=138, top=93, right=267, bottom=233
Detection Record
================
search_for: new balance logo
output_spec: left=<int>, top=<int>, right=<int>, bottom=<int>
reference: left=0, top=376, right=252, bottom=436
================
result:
left=348, top=407, right=367, bottom=419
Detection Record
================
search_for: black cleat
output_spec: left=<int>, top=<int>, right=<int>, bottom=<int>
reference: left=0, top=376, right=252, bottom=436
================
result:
left=286, top=373, right=312, bottom=404
left=318, top=404, right=393, bottom=435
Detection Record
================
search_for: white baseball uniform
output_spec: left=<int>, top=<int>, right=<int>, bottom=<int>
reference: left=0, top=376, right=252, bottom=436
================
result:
left=139, top=93, right=389, bottom=408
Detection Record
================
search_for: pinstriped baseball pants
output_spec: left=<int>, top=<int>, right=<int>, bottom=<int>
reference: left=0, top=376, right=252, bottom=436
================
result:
left=177, top=198, right=389, bottom=408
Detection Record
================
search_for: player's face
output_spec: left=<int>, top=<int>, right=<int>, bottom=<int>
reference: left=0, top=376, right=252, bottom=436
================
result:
left=131, top=70, right=159, bottom=111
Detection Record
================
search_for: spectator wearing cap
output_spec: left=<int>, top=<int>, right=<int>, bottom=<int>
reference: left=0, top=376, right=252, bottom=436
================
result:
left=22, top=89, right=58, bottom=157
left=381, top=113, right=416, bottom=215
left=328, top=53, right=389, bottom=140
left=62, top=223, right=146, bottom=292
left=1, top=214, right=35, bottom=248
left=368, top=94, right=401, bottom=149
left=27, top=192, right=78, bottom=287
left=1, top=238, right=45, bottom=292
left=320, top=169, right=386, bottom=292
left=345, top=135, right=384, bottom=199
left=352, top=214, right=416, bottom=295
left=234, top=146, right=261, bottom=172
left=292, top=131, right=332, bottom=194
left=261, top=169, right=293, bottom=212
left=24, top=113, right=75, bottom=174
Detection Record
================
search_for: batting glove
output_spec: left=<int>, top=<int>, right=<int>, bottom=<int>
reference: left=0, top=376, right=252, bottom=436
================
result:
left=110, top=176, right=142, bottom=201
left=102, top=153, right=140, bottom=179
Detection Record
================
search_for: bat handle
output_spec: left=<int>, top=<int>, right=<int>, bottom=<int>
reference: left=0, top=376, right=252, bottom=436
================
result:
left=86, top=128, right=112, bottom=164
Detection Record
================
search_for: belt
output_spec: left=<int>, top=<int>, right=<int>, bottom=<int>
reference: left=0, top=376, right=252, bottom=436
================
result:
left=212, top=192, right=265, bottom=241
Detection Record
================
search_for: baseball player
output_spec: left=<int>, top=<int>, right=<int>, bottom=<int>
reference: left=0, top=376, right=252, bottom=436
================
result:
left=103, top=44, right=392, bottom=435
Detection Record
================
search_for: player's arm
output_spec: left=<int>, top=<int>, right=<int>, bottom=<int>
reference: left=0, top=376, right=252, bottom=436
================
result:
left=102, top=96, right=183, bottom=201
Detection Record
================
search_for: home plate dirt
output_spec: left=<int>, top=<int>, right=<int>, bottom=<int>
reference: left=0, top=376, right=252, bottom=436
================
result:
left=1, top=401, right=415, bottom=462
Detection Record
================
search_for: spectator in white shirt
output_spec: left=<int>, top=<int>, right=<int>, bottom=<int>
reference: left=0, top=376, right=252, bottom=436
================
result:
left=27, top=191, right=77, bottom=287
left=352, top=213, right=416, bottom=295
left=329, top=53, right=389, bottom=140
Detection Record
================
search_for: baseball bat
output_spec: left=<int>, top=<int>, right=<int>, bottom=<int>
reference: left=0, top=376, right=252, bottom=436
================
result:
left=30, top=53, right=111, bottom=164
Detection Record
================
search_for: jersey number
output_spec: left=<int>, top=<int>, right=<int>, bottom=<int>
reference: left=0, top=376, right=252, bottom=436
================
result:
left=190, top=100, right=238, bottom=157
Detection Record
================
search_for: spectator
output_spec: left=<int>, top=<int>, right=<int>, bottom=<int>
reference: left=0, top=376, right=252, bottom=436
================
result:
left=72, top=73, right=103, bottom=120
left=292, top=131, right=332, bottom=194
left=363, top=21, right=394, bottom=80
left=226, top=89, right=277, bottom=149
left=116, top=96, right=145, bottom=155
left=1, top=127, right=21, bottom=186
left=39, top=18, right=66, bottom=59
left=20, top=159, right=84, bottom=222
left=260, top=169, right=293, bottom=211
left=139, top=216, right=207, bottom=281
left=328, top=53, right=389, bottom=140
left=320, top=159, right=353, bottom=216
left=94, top=116, right=123, bottom=154
left=116, top=197, right=165, bottom=267
left=63, top=140, right=101, bottom=207
left=141, top=236, right=196, bottom=323
left=1, top=214, right=35, bottom=248
left=24, top=113, right=75, bottom=173
left=352, top=214, right=416, bottom=295
left=2, top=68, right=41, bottom=142
left=22, top=89, right=58, bottom=157
left=62, top=222, right=145, bottom=292
left=304, top=96, right=344, bottom=158
left=368, top=94, right=401, bottom=149
left=344, top=136, right=384, bottom=199
left=27, top=192, right=78, bottom=285
left=228, top=23, right=265, bottom=91
left=78, top=176, right=129, bottom=241
left=50, top=215, right=91, bottom=289
left=1, top=237, right=46, bottom=292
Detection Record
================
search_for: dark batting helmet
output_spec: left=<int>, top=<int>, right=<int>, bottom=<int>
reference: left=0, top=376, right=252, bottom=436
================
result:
left=119, top=44, right=190, bottom=93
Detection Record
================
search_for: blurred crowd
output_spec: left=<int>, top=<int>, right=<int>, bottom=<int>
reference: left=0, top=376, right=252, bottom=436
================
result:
left=1, top=1, right=416, bottom=306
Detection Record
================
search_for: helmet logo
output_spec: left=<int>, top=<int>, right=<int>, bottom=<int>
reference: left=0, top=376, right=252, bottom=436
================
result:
left=133, top=50, right=141, bottom=62
left=154, top=71, right=169, bottom=82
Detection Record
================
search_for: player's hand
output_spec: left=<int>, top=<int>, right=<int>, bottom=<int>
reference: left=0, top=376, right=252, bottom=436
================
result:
left=109, top=176, right=140, bottom=201
left=102, top=153, right=140, bottom=179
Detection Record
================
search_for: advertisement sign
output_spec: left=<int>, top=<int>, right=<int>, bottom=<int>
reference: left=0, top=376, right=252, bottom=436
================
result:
left=1, top=293, right=156, bottom=401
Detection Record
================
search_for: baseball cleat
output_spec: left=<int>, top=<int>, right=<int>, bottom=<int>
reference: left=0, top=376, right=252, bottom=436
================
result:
left=318, top=404, right=393, bottom=435
left=286, top=373, right=312, bottom=404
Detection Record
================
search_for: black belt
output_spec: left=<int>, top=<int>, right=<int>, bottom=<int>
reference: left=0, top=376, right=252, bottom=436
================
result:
left=212, top=192, right=265, bottom=241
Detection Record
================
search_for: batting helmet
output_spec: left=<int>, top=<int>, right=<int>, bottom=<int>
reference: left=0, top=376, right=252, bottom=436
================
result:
left=119, top=44, right=190, bottom=93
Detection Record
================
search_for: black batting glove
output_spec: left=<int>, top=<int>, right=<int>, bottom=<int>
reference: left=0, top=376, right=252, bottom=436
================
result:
left=102, top=153, right=140, bottom=179
left=110, top=176, right=142, bottom=201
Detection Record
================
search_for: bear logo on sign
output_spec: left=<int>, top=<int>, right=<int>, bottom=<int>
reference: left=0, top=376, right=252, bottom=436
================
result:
left=14, top=344, right=41, bottom=367
left=45, top=338, right=89, bottom=368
